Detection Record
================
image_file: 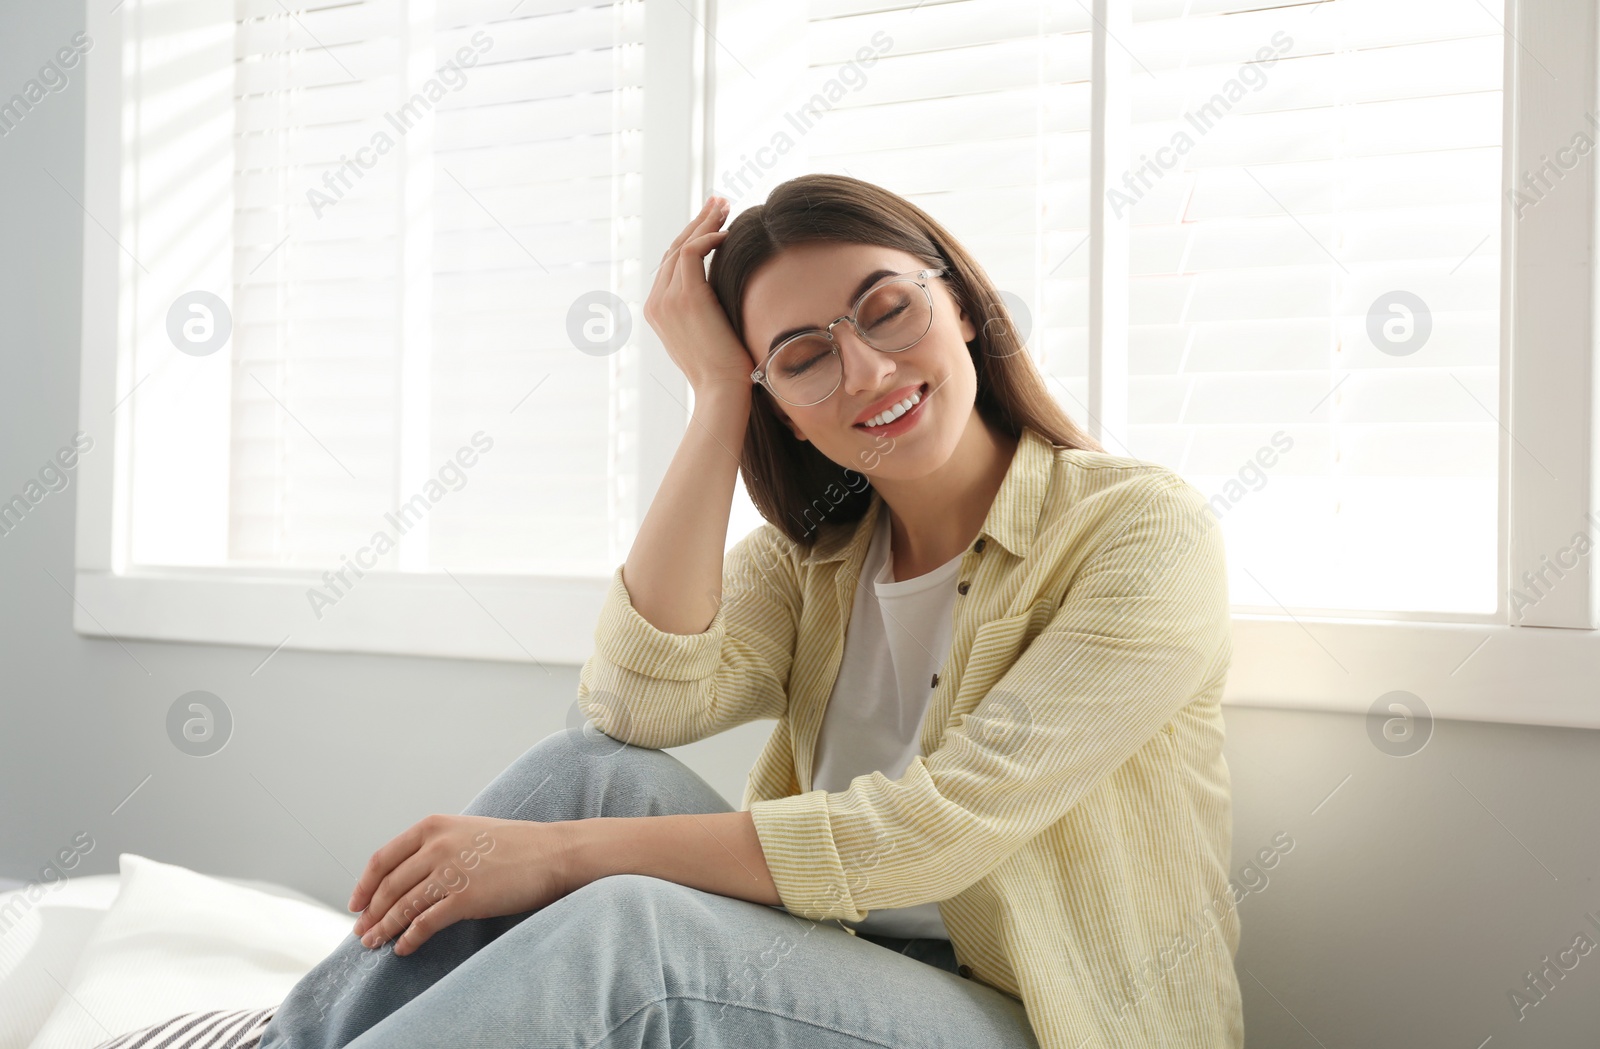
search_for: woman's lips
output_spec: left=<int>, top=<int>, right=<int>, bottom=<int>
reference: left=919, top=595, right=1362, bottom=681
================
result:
left=854, top=381, right=930, bottom=431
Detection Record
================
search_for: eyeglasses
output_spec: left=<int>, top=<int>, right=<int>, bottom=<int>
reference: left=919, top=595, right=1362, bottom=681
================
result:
left=750, top=267, right=947, bottom=408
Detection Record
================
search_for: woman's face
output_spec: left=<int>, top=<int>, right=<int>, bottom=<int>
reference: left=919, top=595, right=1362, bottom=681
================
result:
left=741, top=241, right=979, bottom=482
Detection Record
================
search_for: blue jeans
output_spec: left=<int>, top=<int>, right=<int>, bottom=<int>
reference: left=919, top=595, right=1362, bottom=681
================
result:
left=259, top=727, right=1040, bottom=1049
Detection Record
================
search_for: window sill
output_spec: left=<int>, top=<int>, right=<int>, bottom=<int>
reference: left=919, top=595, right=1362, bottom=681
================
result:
left=1225, top=615, right=1600, bottom=731
left=70, top=572, right=1600, bottom=729
left=72, top=568, right=608, bottom=668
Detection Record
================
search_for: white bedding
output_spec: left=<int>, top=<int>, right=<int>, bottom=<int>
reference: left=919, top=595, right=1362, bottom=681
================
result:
left=0, top=854, right=351, bottom=1049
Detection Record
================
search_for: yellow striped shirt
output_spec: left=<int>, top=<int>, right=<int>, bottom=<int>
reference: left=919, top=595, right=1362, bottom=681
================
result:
left=577, top=424, right=1243, bottom=1049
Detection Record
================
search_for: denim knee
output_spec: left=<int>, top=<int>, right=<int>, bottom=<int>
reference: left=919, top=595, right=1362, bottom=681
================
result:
left=469, top=727, right=662, bottom=818
left=537, top=723, right=669, bottom=775
left=563, top=873, right=717, bottom=947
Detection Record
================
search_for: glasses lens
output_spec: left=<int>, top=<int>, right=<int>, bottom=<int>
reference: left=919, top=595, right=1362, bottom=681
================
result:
left=857, top=280, right=932, bottom=351
left=768, top=336, right=841, bottom=405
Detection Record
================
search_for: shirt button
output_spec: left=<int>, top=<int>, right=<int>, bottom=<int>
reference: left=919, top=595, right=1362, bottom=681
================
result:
left=974, top=538, right=986, bottom=553
left=957, top=964, right=972, bottom=978
left=957, top=581, right=970, bottom=595
left=930, top=673, right=940, bottom=688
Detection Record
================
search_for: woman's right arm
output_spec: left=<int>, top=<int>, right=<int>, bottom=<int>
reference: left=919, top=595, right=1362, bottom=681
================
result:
left=621, top=382, right=750, bottom=636
left=575, top=195, right=799, bottom=747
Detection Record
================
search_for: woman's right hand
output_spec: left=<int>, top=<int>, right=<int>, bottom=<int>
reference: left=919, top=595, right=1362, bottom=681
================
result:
left=643, top=195, right=752, bottom=397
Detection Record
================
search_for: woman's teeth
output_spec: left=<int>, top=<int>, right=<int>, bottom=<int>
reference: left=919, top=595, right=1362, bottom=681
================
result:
left=862, top=386, right=923, bottom=428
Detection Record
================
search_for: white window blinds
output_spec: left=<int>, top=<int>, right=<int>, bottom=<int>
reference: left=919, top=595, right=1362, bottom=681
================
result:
left=1122, top=0, right=1502, bottom=616
left=130, top=0, right=646, bottom=579
left=716, top=0, right=1501, bottom=616
left=124, top=0, right=1504, bottom=619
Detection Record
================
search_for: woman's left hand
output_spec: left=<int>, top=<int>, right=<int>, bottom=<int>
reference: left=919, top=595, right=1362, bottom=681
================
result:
left=347, top=814, right=575, bottom=957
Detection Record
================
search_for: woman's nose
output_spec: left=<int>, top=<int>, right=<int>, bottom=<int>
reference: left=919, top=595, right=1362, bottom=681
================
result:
left=838, top=327, right=895, bottom=398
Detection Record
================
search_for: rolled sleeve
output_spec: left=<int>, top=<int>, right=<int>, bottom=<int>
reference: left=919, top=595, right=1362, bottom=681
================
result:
left=591, top=562, right=727, bottom=682
left=747, top=789, right=857, bottom=920
left=746, top=479, right=1232, bottom=923
left=577, top=523, right=800, bottom=750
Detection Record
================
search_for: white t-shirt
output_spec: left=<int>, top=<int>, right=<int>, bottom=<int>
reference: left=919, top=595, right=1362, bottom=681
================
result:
left=811, top=506, right=964, bottom=940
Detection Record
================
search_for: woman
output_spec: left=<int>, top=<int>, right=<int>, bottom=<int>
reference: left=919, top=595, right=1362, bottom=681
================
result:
left=258, top=174, right=1241, bottom=1049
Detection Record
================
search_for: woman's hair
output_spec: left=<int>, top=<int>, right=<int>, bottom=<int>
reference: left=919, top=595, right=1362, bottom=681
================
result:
left=706, top=172, right=1103, bottom=546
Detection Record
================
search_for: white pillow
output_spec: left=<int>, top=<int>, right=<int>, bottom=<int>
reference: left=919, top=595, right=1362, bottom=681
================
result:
left=0, top=875, right=123, bottom=1049
left=0, top=870, right=339, bottom=1049
left=23, top=855, right=352, bottom=1049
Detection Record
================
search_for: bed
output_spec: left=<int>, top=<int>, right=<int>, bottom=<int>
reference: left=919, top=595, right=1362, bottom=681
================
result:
left=0, top=853, right=352, bottom=1049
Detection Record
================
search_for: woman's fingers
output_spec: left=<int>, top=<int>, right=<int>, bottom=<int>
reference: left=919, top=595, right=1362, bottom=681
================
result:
left=666, top=215, right=730, bottom=296
left=355, top=848, right=443, bottom=947
left=657, top=199, right=709, bottom=268
left=668, top=199, right=727, bottom=271
left=651, top=197, right=724, bottom=298
left=682, top=195, right=720, bottom=243
left=671, top=229, right=730, bottom=293
left=642, top=196, right=746, bottom=393
left=373, top=881, right=450, bottom=956
left=391, top=892, right=459, bottom=957
left=347, top=819, right=427, bottom=913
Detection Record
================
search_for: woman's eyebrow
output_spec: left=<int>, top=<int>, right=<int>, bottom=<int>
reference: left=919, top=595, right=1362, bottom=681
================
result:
left=766, top=268, right=899, bottom=353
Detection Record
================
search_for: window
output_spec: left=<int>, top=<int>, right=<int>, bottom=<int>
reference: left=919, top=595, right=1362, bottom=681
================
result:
left=76, top=0, right=699, bottom=664
left=79, top=0, right=1600, bottom=725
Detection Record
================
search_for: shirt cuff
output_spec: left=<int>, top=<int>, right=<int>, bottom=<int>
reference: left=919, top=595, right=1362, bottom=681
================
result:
left=593, top=563, right=726, bottom=682
left=747, top=789, right=864, bottom=922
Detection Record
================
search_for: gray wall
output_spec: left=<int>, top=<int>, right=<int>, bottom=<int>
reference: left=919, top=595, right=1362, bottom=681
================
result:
left=2, top=6, right=1597, bottom=1046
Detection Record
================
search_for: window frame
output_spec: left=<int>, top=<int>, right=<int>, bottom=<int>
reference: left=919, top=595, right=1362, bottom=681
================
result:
left=73, top=0, right=707, bottom=667
left=74, top=0, right=1600, bottom=729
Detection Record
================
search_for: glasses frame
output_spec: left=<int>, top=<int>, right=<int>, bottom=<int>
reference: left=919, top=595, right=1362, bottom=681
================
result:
left=750, top=267, right=948, bottom=408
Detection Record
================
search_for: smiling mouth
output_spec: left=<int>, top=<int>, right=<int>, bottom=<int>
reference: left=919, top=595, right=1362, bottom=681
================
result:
left=854, top=382, right=930, bottom=430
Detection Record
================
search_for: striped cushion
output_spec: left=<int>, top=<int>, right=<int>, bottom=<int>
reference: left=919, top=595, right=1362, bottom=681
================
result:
left=88, top=1007, right=278, bottom=1049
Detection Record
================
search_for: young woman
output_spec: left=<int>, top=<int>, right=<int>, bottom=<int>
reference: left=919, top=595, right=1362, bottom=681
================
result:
left=258, top=174, right=1241, bottom=1049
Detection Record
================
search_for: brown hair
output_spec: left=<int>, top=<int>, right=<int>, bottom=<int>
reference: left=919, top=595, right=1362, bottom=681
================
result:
left=706, top=173, right=1102, bottom=546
